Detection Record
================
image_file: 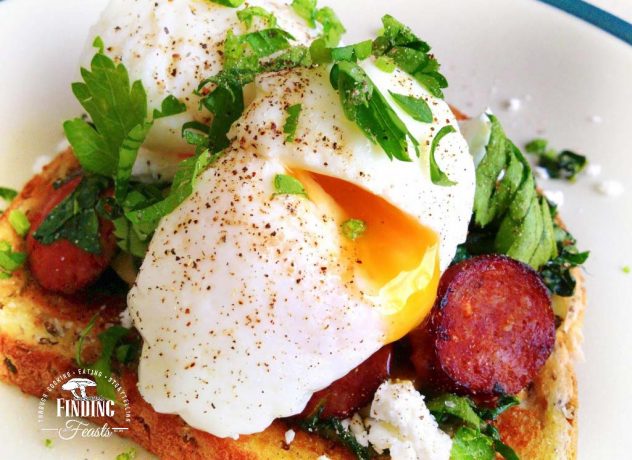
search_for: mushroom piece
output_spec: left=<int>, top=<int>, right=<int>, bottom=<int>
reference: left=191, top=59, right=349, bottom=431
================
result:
left=61, top=378, right=97, bottom=400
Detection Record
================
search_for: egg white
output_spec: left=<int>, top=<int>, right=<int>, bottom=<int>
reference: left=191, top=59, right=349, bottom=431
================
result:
left=128, top=62, right=475, bottom=438
left=85, top=0, right=318, bottom=180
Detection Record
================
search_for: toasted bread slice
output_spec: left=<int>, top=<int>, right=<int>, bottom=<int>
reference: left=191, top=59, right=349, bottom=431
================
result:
left=0, top=150, right=583, bottom=459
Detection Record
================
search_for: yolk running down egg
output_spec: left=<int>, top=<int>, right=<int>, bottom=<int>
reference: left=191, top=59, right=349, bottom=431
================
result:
left=295, top=170, right=441, bottom=343
left=128, top=63, right=475, bottom=438
left=86, top=0, right=318, bottom=180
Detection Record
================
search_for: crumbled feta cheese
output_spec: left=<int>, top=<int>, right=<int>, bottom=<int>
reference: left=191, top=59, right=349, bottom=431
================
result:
left=317, top=456, right=331, bottom=460
left=284, top=429, right=295, bottom=445
left=585, top=163, right=602, bottom=177
left=543, top=190, right=564, bottom=208
left=596, top=180, right=624, bottom=197
left=534, top=166, right=550, bottom=180
left=589, top=115, right=603, bottom=124
left=504, top=98, right=522, bottom=111
left=32, top=155, right=52, bottom=174
left=347, top=414, right=369, bottom=447
left=351, top=380, right=452, bottom=460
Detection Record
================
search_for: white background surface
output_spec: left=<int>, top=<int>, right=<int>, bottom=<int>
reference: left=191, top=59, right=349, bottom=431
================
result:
left=0, top=0, right=631, bottom=459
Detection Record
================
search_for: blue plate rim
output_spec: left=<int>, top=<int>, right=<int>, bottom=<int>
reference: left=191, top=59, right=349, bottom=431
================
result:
left=537, top=0, right=632, bottom=45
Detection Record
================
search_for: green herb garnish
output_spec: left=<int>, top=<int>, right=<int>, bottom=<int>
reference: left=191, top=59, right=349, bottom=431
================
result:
left=330, top=40, right=373, bottom=63
left=44, top=438, right=53, bottom=448
left=428, top=393, right=519, bottom=460
left=341, top=219, right=367, bottom=240
left=429, top=125, right=457, bottom=186
left=273, top=174, right=307, bottom=197
left=299, top=410, right=375, bottom=460
left=209, top=0, right=244, bottom=7
left=125, top=149, right=218, bottom=240
left=389, top=91, right=433, bottom=123
left=33, top=176, right=110, bottom=254
left=292, top=0, right=345, bottom=47
left=313, top=7, right=346, bottom=47
left=455, top=114, right=587, bottom=294
left=64, top=38, right=151, bottom=177
left=283, top=104, right=303, bottom=142
left=291, top=0, right=318, bottom=28
left=623, top=266, right=631, bottom=274
left=58, top=39, right=187, bottom=257
left=525, top=138, right=587, bottom=181
left=8, top=210, right=30, bottom=237
left=468, top=114, right=558, bottom=269
left=451, top=426, right=496, bottom=460
left=224, top=28, right=295, bottom=71
left=76, top=315, right=139, bottom=400
left=0, top=187, right=17, bottom=206
left=237, top=6, right=277, bottom=29
left=372, top=15, right=448, bottom=98
left=115, top=447, right=137, bottom=460
left=331, top=61, right=418, bottom=162
left=0, top=240, right=26, bottom=279
left=539, top=224, right=589, bottom=296
left=375, top=56, right=396, bottom=73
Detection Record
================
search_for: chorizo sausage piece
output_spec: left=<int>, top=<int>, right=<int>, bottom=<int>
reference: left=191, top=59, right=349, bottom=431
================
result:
left=413, top=255, right=555, bottom=396
left=26, top=176, right=116, bottom=295
left=300, top=345, right=392, bottom=420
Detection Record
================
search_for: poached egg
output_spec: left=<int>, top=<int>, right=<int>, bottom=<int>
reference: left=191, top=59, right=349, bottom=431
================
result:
left=128, top=61, right=476, bottom=438
left=85, top=0, right=318, bottom=180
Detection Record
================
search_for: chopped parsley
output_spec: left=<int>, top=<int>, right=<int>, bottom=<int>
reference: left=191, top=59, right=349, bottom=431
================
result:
left=76, top=315, right=139, bottom=400
left=429, top=125, right=457, bottom=186
left=623, top=266, right=631, bottom=274
left=525, top=138, right=587, bottom=181
left=313, top=7, right=346, bottom=48
left=428, top=393, right=519, bottom=460
left=299, top=411, right=375, bottom=460
left=291, top=0, right=318, bottom=28
left=389, top=91, right=433, bottom=123
left=539, top=223, right=589, bottom=296
left=283, top=103, right=303, bottom=142
left=44, top=438, right=53, bottom=448
left=273, top=174, right=307, bottom=197
left=115, top=447, right=137, bottom=460
left=125, top=149, right=218, bottom=242
left=375, top=56, right=396, bottom=73
left=330, top=40, right=373, bottom=63
left=209, top=0, right=244, bottom=7
left=467, top=114, right=558, bottom=270
left=454, top=114, right=588, bottom=295
left=224, top=28, right=295, bottom=72
left=64, top=38, right=151, bottom=177
left=237, top=6, right=277, bottom=30
left=292, top=0, right=345, bottom=48
left=331, top=61, right=419, bottom=162
left=341, top=219, right=367, bottom=240
left=0, top=187, right=17, bottom=211
left=33, top=176, right=110, bottom=254
left=8, top=210, right=30, bottom=237
left=54, top=39, right=189, bottom=257
left=372, top=15, right=448, bottom=98
left=0, top=241, right=26, bottom=279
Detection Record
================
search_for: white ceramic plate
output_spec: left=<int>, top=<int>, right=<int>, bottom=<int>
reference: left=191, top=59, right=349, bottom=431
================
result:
left=1, top=0, right=631, bottom=458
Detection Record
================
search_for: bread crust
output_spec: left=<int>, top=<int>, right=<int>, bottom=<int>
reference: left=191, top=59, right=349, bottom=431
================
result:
left=0, top=151, right=583, bottom=459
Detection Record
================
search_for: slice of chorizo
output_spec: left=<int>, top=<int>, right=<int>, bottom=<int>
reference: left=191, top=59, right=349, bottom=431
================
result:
left=300, top=345, right=392, bottom=420
left=26, top=176, right=116, bottom=295
left=412, top=254, right=555, bottom=396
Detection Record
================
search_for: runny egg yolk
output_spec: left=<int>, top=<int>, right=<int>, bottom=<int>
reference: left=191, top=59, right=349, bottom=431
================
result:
left=293, top=170, right=441, bottom=343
